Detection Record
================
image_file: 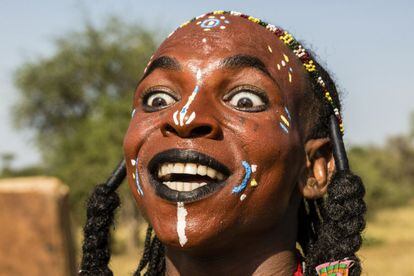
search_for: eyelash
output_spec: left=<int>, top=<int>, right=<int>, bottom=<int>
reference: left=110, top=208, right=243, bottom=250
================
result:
left=223, top=85, right=269, bottom=112
left=141, top=87, right=179, bottom=112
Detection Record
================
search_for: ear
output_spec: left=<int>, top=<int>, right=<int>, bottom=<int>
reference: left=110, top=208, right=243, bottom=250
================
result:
left=298, top=138, right=335, bottom=199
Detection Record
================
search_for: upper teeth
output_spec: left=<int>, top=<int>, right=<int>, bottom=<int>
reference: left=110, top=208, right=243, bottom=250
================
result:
left=158, top=163, right=224, bottom=180
left=157, top=162, right=225, bottom=192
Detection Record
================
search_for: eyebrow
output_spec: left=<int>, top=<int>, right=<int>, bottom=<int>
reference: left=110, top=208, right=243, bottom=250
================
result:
left=140, top=56, right=182, bottom=82
left=138, top=54, right=279, bottom=88
left=220, top=54, right=276, bottom=82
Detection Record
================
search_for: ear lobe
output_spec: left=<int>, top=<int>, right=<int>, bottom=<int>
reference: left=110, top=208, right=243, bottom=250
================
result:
left=299, top=138, right=335, bottom=200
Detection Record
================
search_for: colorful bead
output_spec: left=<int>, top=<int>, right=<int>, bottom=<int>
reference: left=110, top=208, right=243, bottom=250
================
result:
left=248, top=16, right=260, bottom=24
left=266, top=24, right=278, bottom=33
left=280, top=32, right=294, bottom=44
left=304, top=60, right=316, bottom=72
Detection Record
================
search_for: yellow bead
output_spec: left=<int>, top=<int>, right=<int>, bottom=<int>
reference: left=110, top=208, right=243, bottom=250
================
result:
left=250, top=179, right=258, bottom=187
left=248, top=16, right=260, bottom=23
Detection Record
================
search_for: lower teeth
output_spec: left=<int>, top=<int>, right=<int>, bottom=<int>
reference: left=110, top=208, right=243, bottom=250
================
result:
left=163, top=181, right=207, bottom=192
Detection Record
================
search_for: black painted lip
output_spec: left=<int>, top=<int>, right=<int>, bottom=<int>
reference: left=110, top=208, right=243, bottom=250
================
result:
left=147, top=149, right=232, bottom=203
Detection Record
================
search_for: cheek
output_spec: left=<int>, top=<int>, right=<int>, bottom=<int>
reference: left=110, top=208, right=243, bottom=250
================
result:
left=123, top=112, right=161, bottom=200
left=234, top=114, right=303, bottom=226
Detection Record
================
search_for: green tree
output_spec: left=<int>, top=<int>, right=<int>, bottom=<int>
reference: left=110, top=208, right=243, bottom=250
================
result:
left=348, top=113, right=414, bottom=213
left=13, top=17, right=158, bottom=222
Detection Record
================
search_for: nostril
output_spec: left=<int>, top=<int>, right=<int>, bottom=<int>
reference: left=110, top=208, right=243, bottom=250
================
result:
left=164, top=124, right=179, bottom=136
left=190, top=125, right=213, bottom=138
left=162, top=122, right=221, bottom=139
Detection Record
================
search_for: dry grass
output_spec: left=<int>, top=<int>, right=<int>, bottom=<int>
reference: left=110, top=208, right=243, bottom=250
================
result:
left=105, top=201, right=414, bottom=275
left=111, top=253, right=141, bottom=275
left=359, top=200, right=414, bottom=275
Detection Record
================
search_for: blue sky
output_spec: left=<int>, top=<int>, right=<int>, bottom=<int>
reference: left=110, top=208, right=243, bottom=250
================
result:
left=1, top=0, right=413, bottom=168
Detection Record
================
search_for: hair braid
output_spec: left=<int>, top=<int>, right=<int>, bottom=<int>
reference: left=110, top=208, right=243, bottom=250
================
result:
left=134, top=226, right=154, bottom=275
left=304, top=172, right=366, bottom=276
left=134, top=226, right=165, bottom=276
left=79, top=184, right=120, bottom=275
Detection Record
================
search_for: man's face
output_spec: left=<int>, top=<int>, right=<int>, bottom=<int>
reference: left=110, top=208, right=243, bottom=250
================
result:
left=123, top=15, right=310, bottom=251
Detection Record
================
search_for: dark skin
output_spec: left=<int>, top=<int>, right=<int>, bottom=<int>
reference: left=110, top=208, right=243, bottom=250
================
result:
left=123, top=15, right=335, bottom=275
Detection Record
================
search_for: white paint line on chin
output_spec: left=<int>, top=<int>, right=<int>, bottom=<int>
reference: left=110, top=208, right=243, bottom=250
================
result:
left=177, top=202, right=188, bottom=247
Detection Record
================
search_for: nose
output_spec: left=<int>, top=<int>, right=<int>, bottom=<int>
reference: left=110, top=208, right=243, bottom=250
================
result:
left=161, top=116, right=222, bottom=140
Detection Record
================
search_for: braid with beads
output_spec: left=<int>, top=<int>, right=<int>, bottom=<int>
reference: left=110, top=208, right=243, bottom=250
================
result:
left=79, top=11, right=366, bottom=276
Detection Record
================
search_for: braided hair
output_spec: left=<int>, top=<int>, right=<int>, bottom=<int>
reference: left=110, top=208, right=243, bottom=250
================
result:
left=79, top=11, right=366, bottom=276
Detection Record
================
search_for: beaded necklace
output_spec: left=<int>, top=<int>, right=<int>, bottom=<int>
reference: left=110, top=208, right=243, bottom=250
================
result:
left=177, top=10, right=344, bottom=134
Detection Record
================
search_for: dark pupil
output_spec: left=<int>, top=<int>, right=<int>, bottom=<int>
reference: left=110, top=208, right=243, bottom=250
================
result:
left=237, top=98, right=253, bottom=108
left=152, top=97, right=167, bottom=107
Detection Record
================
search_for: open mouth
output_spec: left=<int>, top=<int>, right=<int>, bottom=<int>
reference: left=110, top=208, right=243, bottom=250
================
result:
left=148, top=149, right=231, bottom=202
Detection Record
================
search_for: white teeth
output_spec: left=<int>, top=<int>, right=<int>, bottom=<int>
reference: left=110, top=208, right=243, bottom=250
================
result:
left=172, top=163, right=185, bottom=174
left=207, top=167, right=217, bottom=179
left=163, top=181, right=206, bottom=192
left=158, top=163, right=225, bottom=182
left=183, top=182, right=192, bottom=191
left=161, top=165, right=169, bottom=176
left=177, top=181, right=184, bottom=191
left=197, top=165, right=207, bottom=176
left=183, top=163, right=197, bottom=175
left=192, top=183, right=200, bottom=189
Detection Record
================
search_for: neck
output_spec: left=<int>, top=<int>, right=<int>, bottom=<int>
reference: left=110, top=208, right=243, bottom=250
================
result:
left=165, top=224, right=298, bottom=276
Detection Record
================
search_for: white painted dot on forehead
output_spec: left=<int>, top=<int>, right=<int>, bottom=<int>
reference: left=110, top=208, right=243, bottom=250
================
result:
left=202, top=38, right=207, bottom=43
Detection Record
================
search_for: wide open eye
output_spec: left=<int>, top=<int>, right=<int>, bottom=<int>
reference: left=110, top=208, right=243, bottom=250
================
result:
left=143, top=89, right=178, bottom=111
left=224, top=87, right=268, bottom=112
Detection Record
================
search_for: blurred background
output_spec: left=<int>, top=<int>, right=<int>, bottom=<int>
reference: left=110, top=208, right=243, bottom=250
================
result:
left=0, top=0, right=413, bottom=274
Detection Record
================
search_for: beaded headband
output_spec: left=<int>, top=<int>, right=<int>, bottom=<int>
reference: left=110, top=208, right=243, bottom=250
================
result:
left=177, top=10, right=345, bottom=134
